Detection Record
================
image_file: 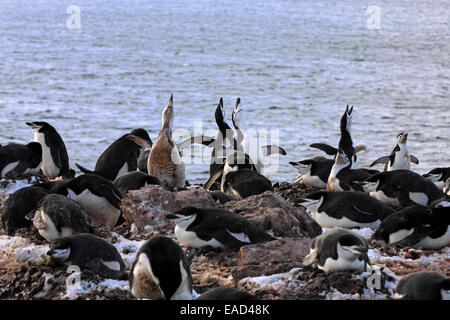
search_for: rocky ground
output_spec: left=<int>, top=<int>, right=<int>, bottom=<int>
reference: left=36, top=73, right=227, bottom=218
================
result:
left=0, top=178, right=448, bottom=300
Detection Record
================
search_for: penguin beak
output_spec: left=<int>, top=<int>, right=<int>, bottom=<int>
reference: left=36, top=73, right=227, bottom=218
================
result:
left=26, top=122, right=39, bottom=129
left=166, top=214, right=178, bottom=220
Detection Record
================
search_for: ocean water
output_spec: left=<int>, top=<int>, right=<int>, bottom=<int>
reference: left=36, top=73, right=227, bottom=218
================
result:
left=0, top=0, right=448, bottom=184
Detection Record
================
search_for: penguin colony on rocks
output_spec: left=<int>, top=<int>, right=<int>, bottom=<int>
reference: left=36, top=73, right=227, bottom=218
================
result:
left=0, top=97, right=448, bottom=300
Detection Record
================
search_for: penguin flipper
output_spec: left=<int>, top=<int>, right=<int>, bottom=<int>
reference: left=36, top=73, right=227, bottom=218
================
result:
left=410, top=155, right=419, bottom=164
left=261, top=145, right=287, bottom=156
left=370, top=156, right=390, bottom=167
left=177, top=136, right=215, bottom=150
left=204, top=166, right=224, bottom=190
left=95, top=184, right=122, bottom=209
left=84, top=257, right=126, bottom=279
left=75, top=163, right=94, bottom=175
left=309, top=143, right=338, bottom=156
left=212, top=227, right=249, bottom=249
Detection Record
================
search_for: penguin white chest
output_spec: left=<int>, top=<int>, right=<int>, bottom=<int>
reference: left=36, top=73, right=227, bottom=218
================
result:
left=69, top=189, right=120, bottom=229
left=1, top=161, right=19, bottom=178
left=302, top=170, right=327, bottom=189
left=35, top=132, right=60, bottom=178
left=131, top=253, right=165, bottom=300
left=320, top=244, right=366, bottom=273
left=414, top=226, right=450, bottom=249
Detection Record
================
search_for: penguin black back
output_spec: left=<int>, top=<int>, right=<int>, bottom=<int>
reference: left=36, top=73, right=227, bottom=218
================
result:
left=1, top=186, right=49, bottom=235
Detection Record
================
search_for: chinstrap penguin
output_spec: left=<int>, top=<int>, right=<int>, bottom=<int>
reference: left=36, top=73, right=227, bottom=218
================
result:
left=310, top=105, right=367, bottom=168
left=52, top=174, right=124, bottom=229
left=423, top=167, right=450, bottom=191
left=47, top=233, right=127, bottom=280
left=1, top=186, right=49, bottom=235
left=303, top=229, right=370, bottom=273
left=129, top=236, right=193, bottom=300
left=395, top=272, right=450, bottom=300
left=166, top=206, right=275, bottom=250
left=113, top=171, right=161, bottom=195
left=26, top=121, right=74, bottom=179
left=326, top=149, right=371, bottom=192
left=363, top=170, right=447, bottom=207
left=370, top=132, right=418, bottom=171
left=0, top=142, right=42, bottom=178
left=371, top=205, right=450, bottom=249
left=296, top=191, right=394, bottom=229
left=204, top=151, right=272, bottom=198
left=33, top=194, right=92, bottom=242
left=76, top=128, right=152, bottom=181
left=289, top=156, right=334, bottom=189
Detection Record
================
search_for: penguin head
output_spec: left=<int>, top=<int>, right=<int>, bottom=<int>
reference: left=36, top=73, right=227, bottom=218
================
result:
left=232, top=97, right=245, bottom=130
left=340, top=105, right=353, bottom=133
left=397, top=132, right=408, bottom=145
left=26, top=121, right=53, bottom=133
left=296, top=191, right=325, bottom=212
left=289, top=159, right=313, bottom=174
left=166, top=206, right=198, bottom=228
left=130, top=128, right=153, bottom=146
left=161, top=94, right=174, bottom=134
left=47, top=238, right=71, bottom=264
left=371, top=223, right=389, bottom=243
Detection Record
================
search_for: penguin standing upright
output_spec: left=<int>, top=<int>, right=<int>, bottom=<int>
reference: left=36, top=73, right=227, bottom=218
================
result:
left=75, top=128, right=153, bottom=181
left=370, top=132, right=419, bottom=171
left=129, top=236, right=193, bottom=300
left=166, top=206, right=275, bottom=250
left=0, top=142, right=42, bottom=178
left=303, top=229, right=370, bottom=273
left=32, top=194, right=92, bottom=242
left=310, top=105, right=367, bottom=169
left=47, top=233, right=127, bottom=280
left=148, top=95, right=185, bottom=189
left=26, top=121, right=74, bottom=179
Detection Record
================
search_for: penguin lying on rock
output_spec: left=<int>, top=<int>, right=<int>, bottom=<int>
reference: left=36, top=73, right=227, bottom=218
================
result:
left=167, top=206, right=275, bottom=250
left=296, top=191, right=394, bottom=229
